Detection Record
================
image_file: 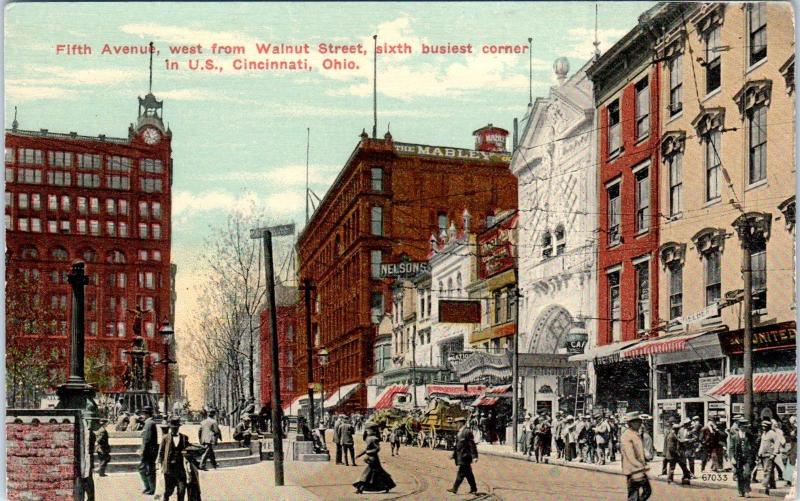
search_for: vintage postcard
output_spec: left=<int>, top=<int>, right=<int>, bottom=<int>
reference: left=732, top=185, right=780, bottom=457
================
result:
left=3, top=1, right=797, bottom=500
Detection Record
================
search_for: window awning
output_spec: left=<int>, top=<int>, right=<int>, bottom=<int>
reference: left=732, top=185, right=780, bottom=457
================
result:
left=707, top=371, right=797, bottom=396
left=426, top=384, right=485, bottom=398
left=472, top=396, right=499, bottom=407
left=324, top=383, right=361, bottom=409
left=621, top=333, right=705, bottom=359
left=568, top=339, right=640, bottom=364
left=372, top=385, right=409, bottom=410
left=471, top=384, right=511, bottom=407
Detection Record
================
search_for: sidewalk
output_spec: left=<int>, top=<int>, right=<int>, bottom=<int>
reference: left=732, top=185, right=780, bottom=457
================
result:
left=95, top=460, right=320, bottom=500
left=477, top=442, right=794, bottom=499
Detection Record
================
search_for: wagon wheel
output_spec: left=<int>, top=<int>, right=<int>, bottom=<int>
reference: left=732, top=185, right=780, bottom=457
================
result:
left=429, top=427, right=437, bottom=449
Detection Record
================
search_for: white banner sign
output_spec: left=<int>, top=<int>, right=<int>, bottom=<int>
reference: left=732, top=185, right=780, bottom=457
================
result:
left=699, top=376, right=722, bottom=395
left=679, top=304, right=719, bottom=325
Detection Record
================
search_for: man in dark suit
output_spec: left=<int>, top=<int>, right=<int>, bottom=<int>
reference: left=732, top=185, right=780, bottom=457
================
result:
left=448, top=417, right=478, bottom=495
left=730, top=416, right=755, bottom=497
left=157, top=416, right=190, bottom=501
left=138, top=406, right=158, bottom=495
left=339, top=417, right=356, bottom=466
left=95, top=418, right=111, bottom=477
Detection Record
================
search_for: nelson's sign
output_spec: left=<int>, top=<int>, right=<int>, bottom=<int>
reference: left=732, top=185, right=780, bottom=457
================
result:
left=395, top=142, right=511, bottom=163
left=380, top=260, right=430, bottom=278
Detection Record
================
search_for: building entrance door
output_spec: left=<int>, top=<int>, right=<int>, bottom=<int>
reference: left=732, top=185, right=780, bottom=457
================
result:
left=684, top=401, right=705, bottom=424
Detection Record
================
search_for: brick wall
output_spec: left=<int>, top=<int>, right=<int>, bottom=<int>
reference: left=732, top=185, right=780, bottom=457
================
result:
left=6, top=410, right=80, bottom=501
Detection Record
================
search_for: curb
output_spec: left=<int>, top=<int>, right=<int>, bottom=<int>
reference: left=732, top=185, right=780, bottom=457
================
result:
left=477, top=446, right=790, bottom=498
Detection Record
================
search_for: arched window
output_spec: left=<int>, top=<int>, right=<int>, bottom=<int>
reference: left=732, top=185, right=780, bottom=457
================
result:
left=554, top=225, right=566, bottom=255
left=106, top=250, right=126, bottom=264
left=447, top=278, right=453, bottom=294
left=542, top=232, right=553, bottom=259
left=20, top=245, right=39, bottom=259
left=456, top=272, right=462, bottom=296
left=81, top=248, right=98, bottom=262
left=50, top=246, right=69, bottom=261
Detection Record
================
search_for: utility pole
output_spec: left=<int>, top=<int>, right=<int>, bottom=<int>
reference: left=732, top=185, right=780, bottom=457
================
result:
left=302, top=278, right=317, bottom=428
left=733, top=212, right=771, bottom=423
left=511, top=272, right=521, bottom=453
left=411, top=328, right=417, bottom=407
left=251, top=223, right=295, bottom=487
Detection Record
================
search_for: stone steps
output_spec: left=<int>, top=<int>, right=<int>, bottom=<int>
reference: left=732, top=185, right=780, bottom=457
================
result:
left=100, top=441, right=259, bottom=473
left=104, top=453, right=260, bottom=474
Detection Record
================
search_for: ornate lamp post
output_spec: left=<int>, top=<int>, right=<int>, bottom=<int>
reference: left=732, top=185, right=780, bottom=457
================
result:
left=318, top=348, right=329, bottom=421
left=157, top=319, right=177, bottom=417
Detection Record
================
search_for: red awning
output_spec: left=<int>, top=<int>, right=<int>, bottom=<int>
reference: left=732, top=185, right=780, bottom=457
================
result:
left=708, top=371, right=797, bottom=396
left=473, top=397, right=499, bottom=407
left=373, top=385, right=409, bottom=410
left=427, top=384, right=485, bottom=397
left=621, top=333, right=703, bottom=359
left=486, top=384, right=512, bottom=395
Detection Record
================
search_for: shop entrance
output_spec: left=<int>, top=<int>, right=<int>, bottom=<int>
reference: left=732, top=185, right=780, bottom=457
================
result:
left=685, top=401, right=705, bottom=424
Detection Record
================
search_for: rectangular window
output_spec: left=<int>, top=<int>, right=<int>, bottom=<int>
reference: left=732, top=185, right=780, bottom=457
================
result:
left=138, top=223, right=148, bottom=239
left=607, top=182, right=621, bottom=246
left=77, top=153, right=101, bottom=170
left=669, top=54, right=683, bottom=116
left=119, top=199, right=128, bottom=215
left=668, top=263, right=683, bottom=320
left=17, top=168, right=43, bottom=184
left=90, top=219, right=100, bottom=236
left=370, top=249, right=382, bottom=278
left=77, top=219, right=87, bottom=234
left=635, top=167, right=650, bottom=232
left=106, top=175, right=130, bottom=190
left=108, top=156, right=131, bottom=171
left=106, top=199, right=116, bottom=215
left=140, top=178, right=162, bottom=193
left=48, top=151, right=72, bottom=168
left=493, top=290, right=502, bottom=324
left=30, top=193, right=40, bottom=210
left=140, top=158, right=163, bottom=174
left=18, top=217, right=29, bottom=232
left=18, top=193, right=28, bottom=209
left=138, top=250, right=148, bottom=261
left=635, top=77, right=650, bottom=140
left=151, top=224, right=161, bottom=240
left=48, top=220, right=57, bottom=233
left=370, top=292, right=384, bottom=324
left=752, top=237, right=767, bottom=310
left=152, top=250, right=161, bottom=261
left=5, top=147, right=14, bottom=163
left=30, top=218, right=41, bottom=232
left=90, top=197, right=99, bottom=214
left=139, top=201, right=148, bottom=218
left=5, top=192, right=11, bottom=209
left=106, top=221, right=116, bottom=237
left=20, top=149, right=44, bottom=165
left=151, top=202, right=161, bottom=219
left=635, top=260, right=650, bottom=333
left=704, top=251, right=721, bottom=306
left=47, top=171, right=71, bottom=186
left=705, top=131, right=721, bottom=201
left=48, top=194, right=58, bottom=211
left=59, top=220, right=70, bottom=233
left=145, top=272, right=155, bottom=289
left=371, top=167, right=383, bottom=191
left=60, top=195, right=70, bottom=212
left=749, top=3, right=767, bottom=65
left=76, top=173, right=100, bottom=188
left=705, top=27, right=721, bottom=94
left=77, top=197, right=87, bottom=214
left=119, top=222, right=128, bottom=237
left=607, top=99, right=621, bottom=156
left=608, top=270, right=621, bottom=342
left=370, top=206, right=383, bottom=236
left=748, top=106, right=767, bottom=185
left=669, top=153, right=683, bottom=217
left=6, top=168, right=14, bottom=183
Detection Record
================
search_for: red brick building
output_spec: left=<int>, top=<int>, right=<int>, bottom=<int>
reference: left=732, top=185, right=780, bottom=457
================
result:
left=5, top=91, right=173, bottom=397
left=294, top=128, right=517, bottom=410
left=259, top=282, right=298, bottom=407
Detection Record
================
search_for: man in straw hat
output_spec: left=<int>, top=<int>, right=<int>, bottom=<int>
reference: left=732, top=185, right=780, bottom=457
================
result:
left=620, top=412, right=651, bottom=500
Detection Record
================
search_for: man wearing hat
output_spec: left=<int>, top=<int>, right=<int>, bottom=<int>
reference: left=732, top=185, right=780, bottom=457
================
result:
left=677, top=418, right=694, bottom=478
left=731, top=416, right=755, bottom=497
left=665, top=422, right=690, bottom=485
left=339, top=416, right=356, bottom=466
left=138, top=406, right=158, bottom=495
left=639, top=415, right=654, bottom=463
left=620, top=412, right=651, bottom=500
left=448, top=417, right=478, bottom=495
left=198, top=408, right=221, bottom=470
left=233, top=414, right=253, bottom=447
left=157, top=416, right=190, bottom=501
left=757, top=419, right=779, bottom=495
left=95, top=418, right=111, bottom=477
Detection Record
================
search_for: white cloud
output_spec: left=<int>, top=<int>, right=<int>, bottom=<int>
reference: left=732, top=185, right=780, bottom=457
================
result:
left=119, top=23, right=262, bottom=50
left=8, top=66, right=139, bottom=88
left=196, top=164, right=340, bottom=186
left=5, top=84, right=77, bottom=102
left=172, top=189, right=304, bottom=220
left=563, top=27, right=627, bottom=60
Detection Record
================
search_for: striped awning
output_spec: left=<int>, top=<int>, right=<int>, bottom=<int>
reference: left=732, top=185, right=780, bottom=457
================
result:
left=324, top=383, right=361, bottom=410
left=569, top=339, right=640, bottom=364
left=707, top=371, right=797, bottom=396
left=372, top=385, right=409, bottom=410
left=427, top=384, right=485, bottom=398
left=621, top=333, right=704, bottom=359
left=472, top=396, right=499, bottom=407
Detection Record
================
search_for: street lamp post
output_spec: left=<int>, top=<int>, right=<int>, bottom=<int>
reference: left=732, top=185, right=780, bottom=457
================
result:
left=318, top=348, right=329, bottom=425
left=251, top=223, right=295, bottom=487
left=157, top=319, right=177, bottom=417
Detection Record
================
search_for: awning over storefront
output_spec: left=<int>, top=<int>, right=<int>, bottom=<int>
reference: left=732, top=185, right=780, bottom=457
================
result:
left=473, top=397, right=499, bottom=407
left=471, top=384, right=512, bottom=407
left=372, top=385, right=409, bottom=410
left=427, top=384, right=485, bottom=398
left=324, top=383, right=361, bottom=409
left=621, top=333, right=705, bottom=359
left=568, top=339, right=640, bottom=364
left=707, top=371, right=797, bottom=396
left=283, top=395, right=307, bottom=415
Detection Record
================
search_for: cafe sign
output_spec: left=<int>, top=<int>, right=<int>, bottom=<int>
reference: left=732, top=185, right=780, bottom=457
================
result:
left=478, top=213, right=517, bottom=279
left=718, top=321, right=796, bottom=355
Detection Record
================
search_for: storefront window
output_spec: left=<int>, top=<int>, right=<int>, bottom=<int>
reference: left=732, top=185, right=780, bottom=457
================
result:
left=657, top=359, right=723, bottom=400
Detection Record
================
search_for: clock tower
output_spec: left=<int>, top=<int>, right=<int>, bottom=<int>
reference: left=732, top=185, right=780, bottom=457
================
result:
left=129, top=41, right=170, bottom=146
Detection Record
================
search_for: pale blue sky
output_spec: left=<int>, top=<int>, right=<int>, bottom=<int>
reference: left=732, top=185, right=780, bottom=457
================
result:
left=4, top=1, right=653, bottom=397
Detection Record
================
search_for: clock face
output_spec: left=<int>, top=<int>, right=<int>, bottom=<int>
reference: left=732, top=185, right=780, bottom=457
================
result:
left=142, top=127, right=161, bottom=145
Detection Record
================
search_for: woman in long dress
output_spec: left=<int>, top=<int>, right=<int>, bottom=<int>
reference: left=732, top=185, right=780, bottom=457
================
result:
left=353, top=425, right=396, bottom=494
